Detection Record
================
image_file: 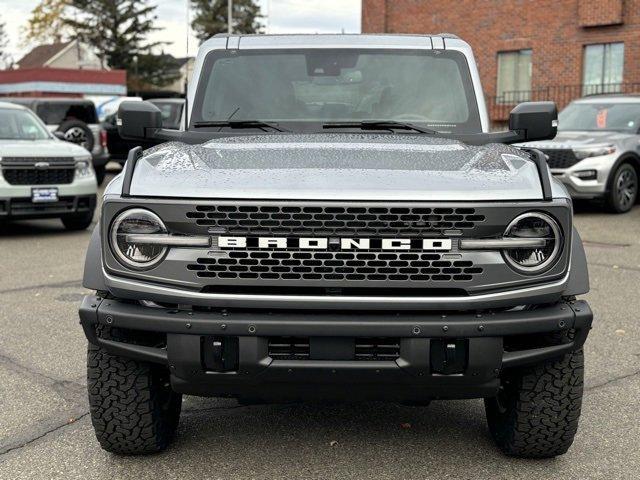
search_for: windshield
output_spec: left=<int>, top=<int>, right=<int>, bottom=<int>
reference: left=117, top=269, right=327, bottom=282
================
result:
left=0, top=108, right=51, bottom=140
left=36, top=102, right=97, bottom=125
left=191, top=49, right=482, bottom=133
left=150, top=100, right=184, bottom=129
left=559, top=102, right=640, bottom=132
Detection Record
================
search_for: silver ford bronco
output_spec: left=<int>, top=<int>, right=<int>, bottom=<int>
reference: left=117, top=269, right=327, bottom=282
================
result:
left=79, top=34, right=592, bottom=458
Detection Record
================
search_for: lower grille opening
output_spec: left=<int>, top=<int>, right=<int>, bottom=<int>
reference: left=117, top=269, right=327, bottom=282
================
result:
left=201, top=286, right=469, bottom=297
left=355, top=337, right=400, bottom=361
left=268, top=337, right=310, bottom=360
left=268, top=336, right=401, bottom=361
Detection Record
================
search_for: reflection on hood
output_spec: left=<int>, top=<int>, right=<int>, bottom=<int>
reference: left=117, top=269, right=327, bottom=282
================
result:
left=130, top=134, right=544, bottom=201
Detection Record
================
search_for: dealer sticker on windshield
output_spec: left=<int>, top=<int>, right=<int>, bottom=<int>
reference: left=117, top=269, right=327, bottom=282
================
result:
left=31, top=187, right=58, bottom=203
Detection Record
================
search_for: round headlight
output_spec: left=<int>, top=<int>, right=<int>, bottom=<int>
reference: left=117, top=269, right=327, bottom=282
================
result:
left=110, top=209, right=167, bottom=269
left=503, top=212, right=562, bottom=274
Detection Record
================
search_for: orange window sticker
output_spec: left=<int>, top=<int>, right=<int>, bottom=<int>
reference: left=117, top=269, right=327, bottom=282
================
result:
left=596, top=109, right=608, bottom=129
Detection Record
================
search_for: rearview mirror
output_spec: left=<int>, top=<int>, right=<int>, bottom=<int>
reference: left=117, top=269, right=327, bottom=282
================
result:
left=117, top=101, right=162, bottom=140
left=509, top=102, right=558, bottom=142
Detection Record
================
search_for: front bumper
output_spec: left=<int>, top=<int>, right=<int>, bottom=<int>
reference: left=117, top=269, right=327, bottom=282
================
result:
left=551, top=152, right=618, bottom=199
left=79, top=295, right=592, bottom=401
left=0, top=194, right=96, bottom=220
left=0, top=172, right=97, bottom=220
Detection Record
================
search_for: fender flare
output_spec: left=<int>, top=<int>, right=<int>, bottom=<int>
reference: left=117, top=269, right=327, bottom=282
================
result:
left=564, top=227, right=589, bottom=296
left=83, top=224, right=107, bottom=291
left=605, top=152, right=640, bottom=194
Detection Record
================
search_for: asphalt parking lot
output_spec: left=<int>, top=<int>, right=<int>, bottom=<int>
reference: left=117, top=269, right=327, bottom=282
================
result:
left=0, top=175, right=639, bottom=480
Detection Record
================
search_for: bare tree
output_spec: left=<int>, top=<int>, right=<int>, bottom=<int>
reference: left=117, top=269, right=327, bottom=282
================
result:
left=0, top=16, right=13, bottom=69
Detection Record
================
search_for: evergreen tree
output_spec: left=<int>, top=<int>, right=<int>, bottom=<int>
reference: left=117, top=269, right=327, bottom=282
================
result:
left=191, top=0, right=262, bottom=43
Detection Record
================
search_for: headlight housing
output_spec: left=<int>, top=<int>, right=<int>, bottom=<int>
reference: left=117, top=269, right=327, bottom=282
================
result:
left=74, top=160, right=93, bottom=178
left=109, top=209, right=167, bottom=269
left=573, top=144, right=616, bottom=160
left=503, top=212, right=562, bottom=274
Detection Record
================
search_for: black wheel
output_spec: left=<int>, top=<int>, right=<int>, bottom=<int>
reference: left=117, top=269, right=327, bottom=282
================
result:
left=485, top=341, right=584, bottom=458
left=57, top=119, right=95, bottom=152
left=94, top=165, right=106, bottom=186
left=606, top=163, right=637, bottom=213
left=61, top=209, right=94, bottom=231
left=87, top=326, right=182, bottom=454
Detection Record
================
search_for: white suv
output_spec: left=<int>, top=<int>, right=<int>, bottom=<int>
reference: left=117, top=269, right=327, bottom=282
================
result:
left=0, top=102, right=98, bottom=230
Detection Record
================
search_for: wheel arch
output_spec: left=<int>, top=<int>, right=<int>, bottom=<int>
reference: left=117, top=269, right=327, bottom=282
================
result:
left=605, top=151, right=640, bottom=195
left=563, top=227, right=589, bottom=296
left=83, top=224, right=107, bottom=291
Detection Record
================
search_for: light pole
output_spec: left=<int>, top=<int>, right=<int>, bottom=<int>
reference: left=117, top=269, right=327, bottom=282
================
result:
left=228, top=0, right=233, bottom=34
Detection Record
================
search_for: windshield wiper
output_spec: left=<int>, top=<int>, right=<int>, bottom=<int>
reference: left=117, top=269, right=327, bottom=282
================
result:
left=322, top=120, right=439, bottom=135
left=192, top=120, right=289, bottom=132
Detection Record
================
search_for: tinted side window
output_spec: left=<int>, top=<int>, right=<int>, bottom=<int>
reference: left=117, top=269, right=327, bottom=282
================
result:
left=36, top=103, right=98, bottom=124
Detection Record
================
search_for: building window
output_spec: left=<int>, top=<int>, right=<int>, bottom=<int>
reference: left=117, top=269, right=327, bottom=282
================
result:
left=496, top=50, right=532, bottom=104
left=583, top=43, right=624, bottom=95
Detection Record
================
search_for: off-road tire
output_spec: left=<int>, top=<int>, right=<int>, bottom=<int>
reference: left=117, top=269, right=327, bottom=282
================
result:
left=87, top=327, right=182, bottom=454
left=61, top=210, right=94, bottom=231
left=606, top=162, right=637, bottom=213
left=485, top=347, right=584, bottom=458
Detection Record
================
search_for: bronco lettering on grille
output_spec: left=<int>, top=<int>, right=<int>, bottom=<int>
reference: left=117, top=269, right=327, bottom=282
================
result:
left=217, top=236, right=452, bottom=251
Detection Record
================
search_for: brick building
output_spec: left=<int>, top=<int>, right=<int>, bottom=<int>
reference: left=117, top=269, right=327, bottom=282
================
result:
left=362, top=0, right=640, bottom=126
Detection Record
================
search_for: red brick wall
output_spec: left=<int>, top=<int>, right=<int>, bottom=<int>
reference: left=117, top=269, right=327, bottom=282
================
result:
left=362, top=0, right=640, bottom=122
left=0, top=67, right=126, bottom=85
left=578, top=0, right=623, bottom=27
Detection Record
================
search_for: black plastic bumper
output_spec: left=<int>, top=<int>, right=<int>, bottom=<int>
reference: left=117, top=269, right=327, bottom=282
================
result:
left=0, top=195, right=96, bottom=220
left=79, top=296, right=592, bottom=401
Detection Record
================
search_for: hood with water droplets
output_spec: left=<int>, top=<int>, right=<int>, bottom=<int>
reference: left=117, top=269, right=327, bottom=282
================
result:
left=119, top=134, right=549, bottom=201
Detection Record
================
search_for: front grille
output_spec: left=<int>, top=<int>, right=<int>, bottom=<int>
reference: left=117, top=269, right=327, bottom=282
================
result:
left=540, top=149, right=579, bottom=170
left=188, top=251, right=483, bottom=283
left=1, top=157, right=76, bottom=185
left=186, top=205, right=486, bottom=236
left=2, top=168, right=75, bottom=185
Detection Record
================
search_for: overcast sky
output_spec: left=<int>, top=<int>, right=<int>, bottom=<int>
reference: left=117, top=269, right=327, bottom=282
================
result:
left=2, top=0, right=362, bottom=61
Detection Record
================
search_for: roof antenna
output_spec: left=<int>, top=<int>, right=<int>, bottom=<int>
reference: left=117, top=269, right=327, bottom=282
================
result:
left=183, top=0, right=190, bottom=131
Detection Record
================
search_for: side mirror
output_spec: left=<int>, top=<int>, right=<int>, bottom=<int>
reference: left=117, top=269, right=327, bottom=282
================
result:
left=509, top=101, right=558, bottom=142
left=53, top=131, right=67, bottom=141
left=117, top=101, right=162, bottom=140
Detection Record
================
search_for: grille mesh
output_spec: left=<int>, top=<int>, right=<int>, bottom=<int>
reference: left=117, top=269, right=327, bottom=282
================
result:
left=188, top=251, right=483, bottom=282
left=186, top=205, right=485, bottom=236
left=2, top=168, right=74, bottom=185
left=540, top=149, right=579, bottom=169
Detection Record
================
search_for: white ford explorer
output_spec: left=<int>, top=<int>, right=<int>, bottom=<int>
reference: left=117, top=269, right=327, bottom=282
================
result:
left=0, top=101, right=98, bottom=230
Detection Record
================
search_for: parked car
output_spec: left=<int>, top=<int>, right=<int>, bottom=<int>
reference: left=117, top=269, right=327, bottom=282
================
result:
left=524, top=94, right=640, bottom=213
left=0, top=101, right=97, bottom=230
left=103, top=98, right=185, bottom=162
left=79, top=34, right=591, bottom=458
left=3, top=97, right=110, bottom=185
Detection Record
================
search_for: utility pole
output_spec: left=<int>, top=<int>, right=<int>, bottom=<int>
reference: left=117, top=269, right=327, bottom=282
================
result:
left=228, top=0, right=233, bottom=34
